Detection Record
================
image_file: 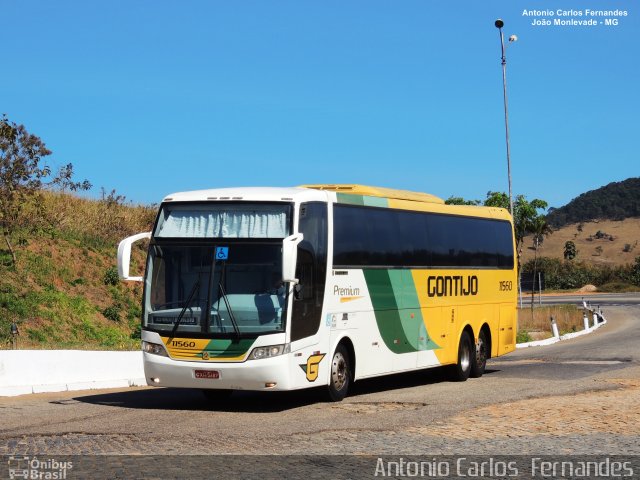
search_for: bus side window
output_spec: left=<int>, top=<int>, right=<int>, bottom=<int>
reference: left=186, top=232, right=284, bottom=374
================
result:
left=291, top=202, right=328, bottom=341
left=295, top=245, right=314, bottom=301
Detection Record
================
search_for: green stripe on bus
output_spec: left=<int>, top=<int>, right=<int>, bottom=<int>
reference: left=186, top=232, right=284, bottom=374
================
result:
left=365, top=269, right=440, bottom=353
left=389, top=270, right=440, bottom=351
left=336, top=193, right=388, bottom=208
left=336, top=193, right=365, bottom=206
left=203, top=338, right=255, bottom=358
left=362, top=196, right=388, bottom=208
left=363, top=269, right=414, bottom=354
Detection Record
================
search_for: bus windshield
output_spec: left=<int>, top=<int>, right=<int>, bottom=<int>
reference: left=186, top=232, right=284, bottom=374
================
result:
left=144, top=242, right=287, bottom=336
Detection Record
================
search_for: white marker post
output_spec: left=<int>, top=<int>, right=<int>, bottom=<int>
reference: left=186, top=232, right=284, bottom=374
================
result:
left=551, top=316, right=560, bottom=339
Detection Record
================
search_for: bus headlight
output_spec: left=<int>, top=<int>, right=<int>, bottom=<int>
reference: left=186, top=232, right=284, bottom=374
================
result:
left=142, top=341, right=169, bottom=357
left=248, top=343, right=290, bottom=360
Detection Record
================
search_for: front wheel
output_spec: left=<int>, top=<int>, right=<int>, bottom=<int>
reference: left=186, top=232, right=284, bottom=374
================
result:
left=470, top=330, right=488, bottom=378
left=449, top=331, right=473, bottom=382
left=326, top=344, right=351, bottom=402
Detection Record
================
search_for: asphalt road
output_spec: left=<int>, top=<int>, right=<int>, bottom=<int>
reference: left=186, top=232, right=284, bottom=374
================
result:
left=1, top=306, right=638, bottom=474
left=531, top=291, right=640, bottom=307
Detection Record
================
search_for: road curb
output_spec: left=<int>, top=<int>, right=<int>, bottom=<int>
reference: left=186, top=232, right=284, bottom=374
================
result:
left=516, top=315, right=607, bottom=349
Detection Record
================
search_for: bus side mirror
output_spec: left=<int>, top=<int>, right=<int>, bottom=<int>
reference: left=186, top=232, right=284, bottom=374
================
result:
left=282, top=233, right=304, bottom=285
left=117, top=232, right=152, bottom=281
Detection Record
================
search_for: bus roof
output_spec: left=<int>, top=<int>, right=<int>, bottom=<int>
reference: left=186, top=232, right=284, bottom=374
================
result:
left=161, top=185, right=511, bottom=222
left=302, top=184, right=511, bottom=222
left=162, top=186, right=326, bottom=203
left=302, top=184, right=444, bottom=204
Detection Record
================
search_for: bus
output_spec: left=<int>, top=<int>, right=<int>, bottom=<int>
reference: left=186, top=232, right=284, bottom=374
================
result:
left=118, top=184, right=517, bottom=401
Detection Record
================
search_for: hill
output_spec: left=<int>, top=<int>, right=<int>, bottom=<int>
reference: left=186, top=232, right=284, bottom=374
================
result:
left=0, top=191, right=154, bottom=349
left=520, top=218, right=640, bottom=267
left=546, top=177, right=640, bottom=227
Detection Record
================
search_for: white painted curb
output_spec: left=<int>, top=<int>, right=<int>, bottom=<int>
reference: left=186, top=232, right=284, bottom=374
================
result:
left=516, top=301, right=607, bottom=349
left=0, top=350, right=145, bottom=397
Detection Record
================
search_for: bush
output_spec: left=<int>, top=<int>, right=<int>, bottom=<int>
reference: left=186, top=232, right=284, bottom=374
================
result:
left=103, top=266, right=120, bottom=286
left=521, top=256, right=639, bottom=290
left=102, top=305, right=121, bottom=322
left=516, top=330, right=532, bottom=343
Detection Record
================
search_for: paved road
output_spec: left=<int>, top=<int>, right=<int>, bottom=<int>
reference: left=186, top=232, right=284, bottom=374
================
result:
left=1, top=306, right=638, bottom=463
left=534, top=292, right=640, bottom=307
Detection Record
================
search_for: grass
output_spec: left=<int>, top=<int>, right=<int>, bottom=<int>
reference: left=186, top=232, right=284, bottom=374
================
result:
left=520, top=218, right=640, bottom=267
left=517, top=304, right=586, bottom=342
left=0, top=191, right=153, bottom=350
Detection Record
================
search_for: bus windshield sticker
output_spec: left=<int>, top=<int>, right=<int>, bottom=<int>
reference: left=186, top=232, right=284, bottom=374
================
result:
left=215, top=246, right=229, bottom=260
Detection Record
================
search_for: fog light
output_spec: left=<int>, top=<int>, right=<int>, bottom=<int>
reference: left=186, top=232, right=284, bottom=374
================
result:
left=265, top=382, right=277, bottom=388
left=151, top=377, right=160, bottom=383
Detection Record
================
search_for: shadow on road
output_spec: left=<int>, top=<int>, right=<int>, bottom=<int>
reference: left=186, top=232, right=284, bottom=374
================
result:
left=74, top=365, right=502, bottom=412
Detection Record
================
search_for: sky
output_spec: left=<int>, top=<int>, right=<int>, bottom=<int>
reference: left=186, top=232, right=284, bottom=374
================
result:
left=2, top=1, right=638, bottom=209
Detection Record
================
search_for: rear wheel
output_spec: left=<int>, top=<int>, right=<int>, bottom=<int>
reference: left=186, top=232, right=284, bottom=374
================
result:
left=470, top=330, right=488, bottom=378
left=326, top=344, right=351, bottom=402
left=449, top=331, right=473, bottom=382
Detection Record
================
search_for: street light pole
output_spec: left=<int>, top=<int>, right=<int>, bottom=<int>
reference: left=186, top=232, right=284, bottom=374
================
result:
left=495, top=19, right=515, bottom=218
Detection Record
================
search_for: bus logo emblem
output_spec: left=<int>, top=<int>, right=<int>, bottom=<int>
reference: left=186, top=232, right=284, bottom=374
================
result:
left=300, top=353, right=325, bottom=382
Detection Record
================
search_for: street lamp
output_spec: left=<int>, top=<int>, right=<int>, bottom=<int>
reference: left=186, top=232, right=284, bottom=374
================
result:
left=494, top=19, right=517, bottom=218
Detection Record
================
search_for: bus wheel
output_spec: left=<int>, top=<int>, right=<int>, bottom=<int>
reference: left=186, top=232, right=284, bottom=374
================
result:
left=326, top=344, right=351, bottom=402
left=449, top=331, right=472, bottom=382
left=470, top=330, right=488, bottom=378
left=201, top=389, right=233, bottom=403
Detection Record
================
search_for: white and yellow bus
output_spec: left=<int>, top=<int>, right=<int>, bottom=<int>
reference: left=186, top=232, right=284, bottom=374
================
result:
left=118, top=185, right=517, bottom=401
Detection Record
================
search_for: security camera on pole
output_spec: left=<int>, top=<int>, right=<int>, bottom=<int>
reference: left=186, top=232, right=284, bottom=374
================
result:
left=494, top=19, right=517, bottom=219
left=495, top=19, right=519, bottom=305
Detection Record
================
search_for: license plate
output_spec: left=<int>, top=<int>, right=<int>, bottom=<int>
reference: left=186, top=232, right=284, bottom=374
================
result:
left=195, top=370, right=220, bottom=379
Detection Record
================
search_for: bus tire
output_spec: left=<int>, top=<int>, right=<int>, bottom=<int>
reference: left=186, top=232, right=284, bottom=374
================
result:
left=201, top=389, right=233, bottom=403
left=326, top=344, right=351, bottom=402
left=470, top=330, right=488, bottom=378
left=449, top=331, right=472, bottom=382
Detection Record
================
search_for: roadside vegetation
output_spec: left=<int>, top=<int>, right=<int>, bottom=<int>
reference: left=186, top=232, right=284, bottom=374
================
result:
left=1, top=116, right=154, bottom=349
left=521, top=256, right=640, bottom=292
left=517, top=305, right=586, bottom=342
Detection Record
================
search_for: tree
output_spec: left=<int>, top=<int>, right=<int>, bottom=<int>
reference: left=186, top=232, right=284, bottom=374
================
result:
left=444, top=191, right=549, bottom=269
left=0, top=116, right=52, bottom=265
left=564, top=241, right=577, bottom=261
left=529, top=215, right=552, bottom=310
left=631, top=256, right=640, bottom=287
left=0, top=115, right=90, bottom=266
left=484, top=191, right=549, bottom=269
left=444, top=196, right=481, bottom=206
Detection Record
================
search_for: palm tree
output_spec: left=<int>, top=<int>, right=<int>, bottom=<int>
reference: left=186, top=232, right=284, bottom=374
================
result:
left=530, top=216, right=552, bottom=311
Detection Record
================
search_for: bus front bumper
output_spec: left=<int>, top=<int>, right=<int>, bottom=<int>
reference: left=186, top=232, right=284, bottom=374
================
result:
left=143, top=352, right=293, bottom=391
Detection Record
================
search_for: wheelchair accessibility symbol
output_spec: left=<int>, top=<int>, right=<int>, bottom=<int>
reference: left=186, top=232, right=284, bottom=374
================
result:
left=215, top=247, right=229, bottom=260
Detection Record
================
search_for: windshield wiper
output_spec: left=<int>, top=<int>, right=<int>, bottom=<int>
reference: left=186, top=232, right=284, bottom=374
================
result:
left=169, top=278, right=200, bottom=339
left=218, top=281, right=241, bottom=341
